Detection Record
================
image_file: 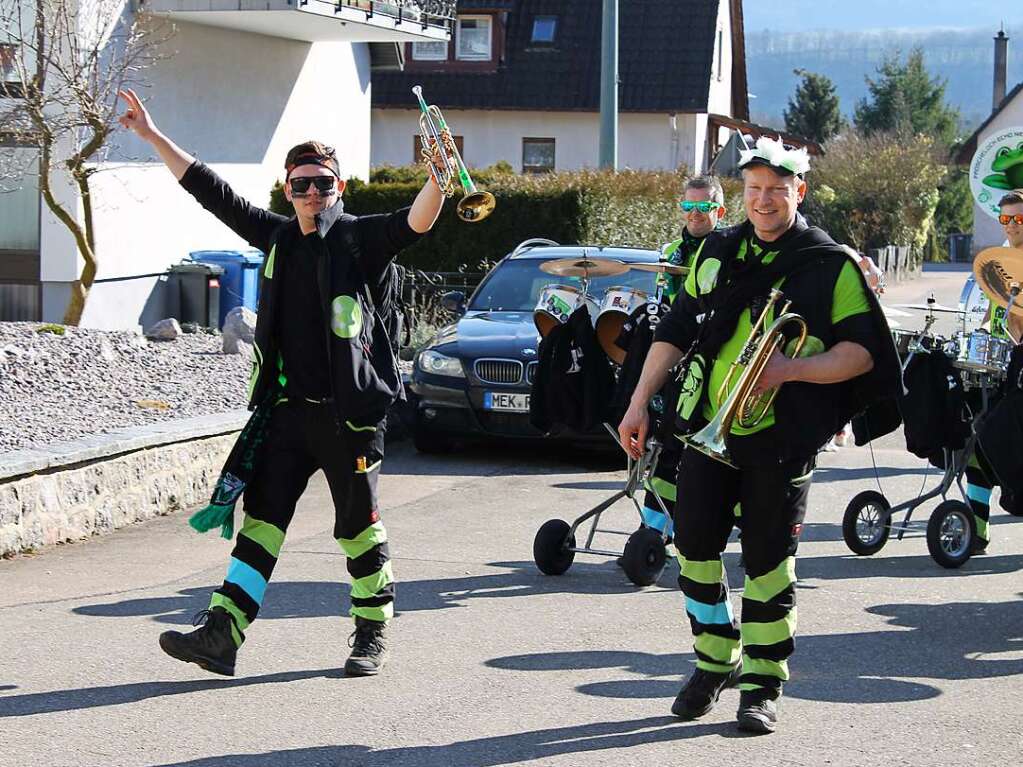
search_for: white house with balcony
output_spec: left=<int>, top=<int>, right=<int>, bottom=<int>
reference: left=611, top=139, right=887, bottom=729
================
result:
left=0, top=0, right=453, bottom=329
left=370, top=0, right=750, bottom=174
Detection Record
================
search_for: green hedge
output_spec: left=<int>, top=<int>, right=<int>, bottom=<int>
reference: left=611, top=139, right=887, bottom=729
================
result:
left=270, top=167, right=745, bottom=271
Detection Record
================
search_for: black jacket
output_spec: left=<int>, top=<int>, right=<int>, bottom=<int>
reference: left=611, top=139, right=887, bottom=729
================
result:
left=899, top=350, right=970, bottom=459
left=530, top=305, right=615, bottom=434
left=179, top=162, right=420, bottom=426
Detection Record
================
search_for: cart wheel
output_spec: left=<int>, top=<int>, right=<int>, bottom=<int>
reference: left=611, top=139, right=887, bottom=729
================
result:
left=533, top=519, right=576, bottom=575
left=842, top=490, right=891, bottom=556
left=621, top=527, right=667, bottom=586
left=927, top=500, right=975, bottom=569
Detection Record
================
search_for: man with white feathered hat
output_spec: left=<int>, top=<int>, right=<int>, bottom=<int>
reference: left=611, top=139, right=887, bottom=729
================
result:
left=618, top=135, right=902, bottom=733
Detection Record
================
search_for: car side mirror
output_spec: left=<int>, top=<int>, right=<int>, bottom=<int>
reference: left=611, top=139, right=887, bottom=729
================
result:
left=441, top=290, right=466, bottom=315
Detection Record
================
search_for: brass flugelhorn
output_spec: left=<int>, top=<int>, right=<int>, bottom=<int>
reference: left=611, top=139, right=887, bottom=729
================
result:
left=412, top=85, right=496, bottom=223
left=682, top=288, right=808, bottom=468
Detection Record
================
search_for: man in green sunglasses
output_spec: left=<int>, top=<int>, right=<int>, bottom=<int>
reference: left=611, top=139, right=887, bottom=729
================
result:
left=662, top=176, right=728, bottom=303
left=629, top=176, right=730, bottom=550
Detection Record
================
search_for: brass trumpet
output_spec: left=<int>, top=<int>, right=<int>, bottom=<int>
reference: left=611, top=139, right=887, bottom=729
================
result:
left=412, top=85, right=496, bottom=223
left=682, top=289, right=808, bottom=468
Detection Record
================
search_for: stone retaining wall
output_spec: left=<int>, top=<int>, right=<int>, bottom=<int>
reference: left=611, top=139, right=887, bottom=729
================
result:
left=0, top=413, right=248, bottom=558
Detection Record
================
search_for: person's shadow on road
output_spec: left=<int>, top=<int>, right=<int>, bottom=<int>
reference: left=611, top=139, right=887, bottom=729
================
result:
left=484, top=593, right=1023, bottom=706
left=71, top=560, right=665, bottom=628
left=140, top=716, right=748, bottom=767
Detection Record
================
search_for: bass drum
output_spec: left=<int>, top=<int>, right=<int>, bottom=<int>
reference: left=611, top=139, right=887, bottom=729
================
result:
left=595, top=286, right=649, bottom=364
left=533, top=284, right=597, bottom=338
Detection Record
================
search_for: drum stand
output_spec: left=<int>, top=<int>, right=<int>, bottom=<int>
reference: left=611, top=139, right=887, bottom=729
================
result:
left=842, top=375, right=997, bottom=569
left=532, top=431, right=674, bottom=586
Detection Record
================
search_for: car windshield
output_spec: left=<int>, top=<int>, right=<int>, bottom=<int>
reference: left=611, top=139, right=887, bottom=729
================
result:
left=468, top=258, right=660, bottom=312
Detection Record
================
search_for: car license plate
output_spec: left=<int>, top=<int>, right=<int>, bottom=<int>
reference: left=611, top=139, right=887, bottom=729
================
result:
left=484, top=392, right=530, bottom=412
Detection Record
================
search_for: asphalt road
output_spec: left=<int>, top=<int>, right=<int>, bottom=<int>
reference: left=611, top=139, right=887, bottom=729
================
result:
left=1, top=267, right=1021, bottom=767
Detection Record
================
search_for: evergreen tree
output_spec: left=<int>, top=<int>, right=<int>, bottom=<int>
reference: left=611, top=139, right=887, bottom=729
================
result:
left=783, top=69, right=845, bottom=144
left=854, top=48, right=960, bottom=147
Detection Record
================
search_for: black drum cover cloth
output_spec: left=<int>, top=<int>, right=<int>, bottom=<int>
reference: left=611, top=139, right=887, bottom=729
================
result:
left=529, top=306, right=615, bottom=435
left=898, top=351, right=971, bottom=461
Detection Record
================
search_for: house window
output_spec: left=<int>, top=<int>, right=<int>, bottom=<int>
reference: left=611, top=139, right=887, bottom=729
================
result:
left=531, top=16, right=557, bottom=44
left=414, top=134, right=464, bottom=165
left=456, top=16, right=492, bottom=61
left=522, top=138, right=555, bottom=173
left=412, top=40, right=448, bottom=61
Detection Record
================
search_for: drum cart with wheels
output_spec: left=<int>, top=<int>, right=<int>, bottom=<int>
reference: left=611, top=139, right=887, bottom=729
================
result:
left=532, top=431, right=674, bottom=586
left=530, top=252, right=684, bottom=586
left=843, top=368, right=999, bottom=569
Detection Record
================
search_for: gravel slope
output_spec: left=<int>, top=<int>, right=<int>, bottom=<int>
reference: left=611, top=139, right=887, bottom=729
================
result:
left=0, top=323, right=249, bottom=454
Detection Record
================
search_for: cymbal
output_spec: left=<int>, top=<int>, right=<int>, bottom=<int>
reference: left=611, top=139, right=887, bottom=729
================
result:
left=629, top=262, right=690, bottom=276
left=540, top=257, right=629, bottom=278
left=974, top=246, right=1023, bottom=317
left=880, top=305, right=913, bottom=318
left=892, top=302, right=965, bottom=314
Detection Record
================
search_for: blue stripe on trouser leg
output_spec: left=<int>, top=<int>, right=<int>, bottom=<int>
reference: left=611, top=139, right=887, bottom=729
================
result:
left=225, top=557, right=268, bottom=606
left=641, top=505, right=673, bottom=535
left=965, top=461, right=992, bottom=544
left=679, top=556, right=741, bottom=673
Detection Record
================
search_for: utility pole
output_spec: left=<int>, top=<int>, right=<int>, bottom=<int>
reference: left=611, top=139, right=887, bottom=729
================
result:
left=598, top=0, right=618, bottom=170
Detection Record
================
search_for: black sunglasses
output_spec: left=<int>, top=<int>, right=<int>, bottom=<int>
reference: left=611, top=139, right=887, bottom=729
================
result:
left=289, top=176, right=336, bottom=195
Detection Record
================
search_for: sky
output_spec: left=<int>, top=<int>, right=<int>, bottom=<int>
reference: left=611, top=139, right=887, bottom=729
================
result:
left=742, top=1, right=1017, bottom=33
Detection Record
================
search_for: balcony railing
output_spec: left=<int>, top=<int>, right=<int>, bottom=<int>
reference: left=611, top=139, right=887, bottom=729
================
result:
left=309, top=1, right=457, bottom=29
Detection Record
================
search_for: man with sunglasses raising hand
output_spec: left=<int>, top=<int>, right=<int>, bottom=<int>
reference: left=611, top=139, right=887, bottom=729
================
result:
left=118, top=89, right=444, bottom=678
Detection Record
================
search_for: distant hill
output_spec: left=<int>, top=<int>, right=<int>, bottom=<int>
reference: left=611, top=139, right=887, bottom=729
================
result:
left=745, top=27, right=1023, bottom=134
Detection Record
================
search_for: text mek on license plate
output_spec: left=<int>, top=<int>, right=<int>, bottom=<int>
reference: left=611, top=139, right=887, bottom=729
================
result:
left=484, top=392, right=530, bottom=412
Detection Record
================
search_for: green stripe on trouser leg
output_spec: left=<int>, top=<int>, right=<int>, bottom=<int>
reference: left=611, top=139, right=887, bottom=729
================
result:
left=678, top=556, right=741, bottom=673
left=965, top=460, right=992, bottom=544
left=209, top=593, right=248, bottom=648
left=339, top=522, right=395, bottom=623
left=740, top=556, right=797, bottom=691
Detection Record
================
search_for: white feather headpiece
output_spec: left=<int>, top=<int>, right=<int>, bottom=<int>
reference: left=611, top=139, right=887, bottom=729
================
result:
left=738, top=135, right=811, bottom=176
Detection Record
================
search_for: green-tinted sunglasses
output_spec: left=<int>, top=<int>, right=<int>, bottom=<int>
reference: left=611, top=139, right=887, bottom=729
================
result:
left=679, top=200, right=721, bottom=213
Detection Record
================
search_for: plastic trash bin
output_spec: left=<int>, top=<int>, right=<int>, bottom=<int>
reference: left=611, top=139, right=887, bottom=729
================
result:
left=947, top=233, right=973, bottom=263
left=190, top=249, right=265, bottom=327
left=168, top=261, right=223, bottom=329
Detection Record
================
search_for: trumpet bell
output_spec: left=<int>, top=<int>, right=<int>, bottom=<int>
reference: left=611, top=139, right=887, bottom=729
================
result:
left=682, top=418, right=737, bottom=469
left=456, top=190, right=496, bottom=223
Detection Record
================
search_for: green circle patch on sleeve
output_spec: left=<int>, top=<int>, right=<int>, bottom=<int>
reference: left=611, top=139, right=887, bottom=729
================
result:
left=696, top=257, right=722, bottom=294
left=331, top=295, right=363, bottom=339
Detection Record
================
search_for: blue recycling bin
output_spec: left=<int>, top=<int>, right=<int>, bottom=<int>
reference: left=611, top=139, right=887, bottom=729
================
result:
left=189, top=249, right=265, bottom=328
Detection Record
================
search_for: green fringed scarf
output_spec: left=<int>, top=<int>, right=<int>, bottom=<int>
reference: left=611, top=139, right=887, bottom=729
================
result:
left=189, top=396, right=276, bottom=539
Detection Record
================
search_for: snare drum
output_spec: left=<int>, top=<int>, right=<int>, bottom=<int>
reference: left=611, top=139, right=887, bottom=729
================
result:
left=951, top=331, right=1012, bottom=373
left=595, top=286, right=649, bottom=364
left=534, top=284, right=596, bottom=337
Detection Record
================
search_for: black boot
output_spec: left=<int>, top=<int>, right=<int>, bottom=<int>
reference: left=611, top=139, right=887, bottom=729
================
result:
left=159, top=607, right=237, bottom=676
left=671, top=666, right=740, bottom=720
left=737, top=688, right=779, bottom=734
left=345, top=617, right=388, bottom=676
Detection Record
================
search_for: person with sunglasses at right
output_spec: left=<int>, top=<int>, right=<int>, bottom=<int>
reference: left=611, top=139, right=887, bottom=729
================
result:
left=962, top=189, right=1023, bottom=552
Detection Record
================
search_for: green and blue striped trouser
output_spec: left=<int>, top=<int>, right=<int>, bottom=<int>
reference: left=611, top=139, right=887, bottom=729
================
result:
left=674, top=447, right=813, bottom=695
left=965, top=454, right=994, bottom=546
left=210, top=401, right=393, bottom=647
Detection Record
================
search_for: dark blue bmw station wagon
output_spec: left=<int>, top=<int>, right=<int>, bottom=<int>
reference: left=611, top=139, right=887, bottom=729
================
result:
left=409, top=240, right=662, bottom=452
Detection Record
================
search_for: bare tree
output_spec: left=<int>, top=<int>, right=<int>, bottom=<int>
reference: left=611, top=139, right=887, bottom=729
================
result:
left=0, top=0, right=170, bottom=325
